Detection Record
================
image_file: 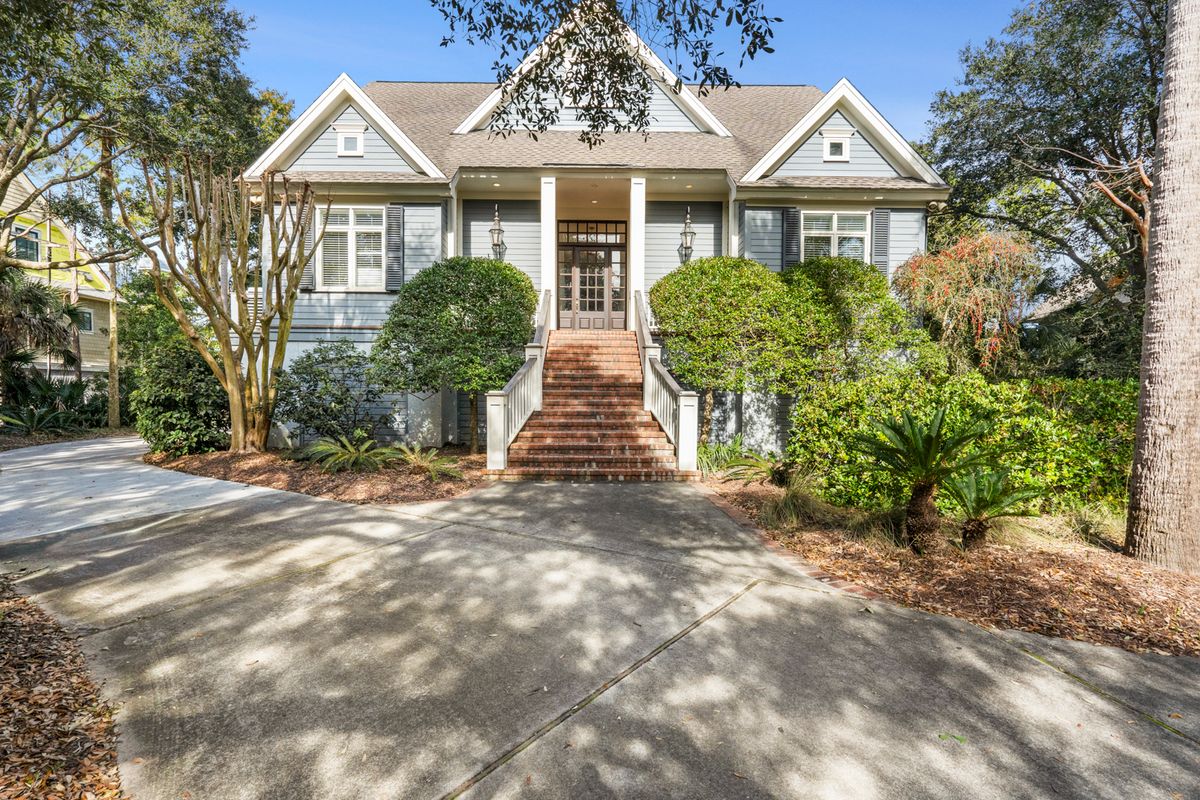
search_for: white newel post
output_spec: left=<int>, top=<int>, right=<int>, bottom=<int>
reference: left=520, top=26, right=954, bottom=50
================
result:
left=629, top=177, right=646, bottom=315
left=486, top=391, right=508, bottom=470
left=642, top=343, right=661, bottom=412
left=526, top=343, right=543, bottom=412
left=541, top=177, right=557, bottom=329
left=677, top=391, right=700, bottom=472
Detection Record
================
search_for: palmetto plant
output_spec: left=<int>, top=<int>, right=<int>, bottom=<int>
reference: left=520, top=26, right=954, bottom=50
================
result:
left=852, top=406, right=995, bottom=553
left=943, top=469, right=1041, bottom=550
left=303, top=436, right=404, bottom=474
left=725, top=451, right=796, bottom=487
left=394, top=443, right=462, bottom=482
left=0, top=406, right=78, bottom=435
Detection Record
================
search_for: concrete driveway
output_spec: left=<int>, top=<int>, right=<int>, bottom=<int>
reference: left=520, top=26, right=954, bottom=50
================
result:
left=0, top=437, right=1197, bottom=799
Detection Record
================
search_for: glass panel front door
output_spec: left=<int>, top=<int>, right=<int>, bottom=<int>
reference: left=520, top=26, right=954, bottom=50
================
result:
left=556, top=221, right=628, bottom=329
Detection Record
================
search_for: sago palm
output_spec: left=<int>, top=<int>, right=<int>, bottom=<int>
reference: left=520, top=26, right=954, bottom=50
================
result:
left=303, top=436, right=404, bottom=474
left=943, top=469, right=1040, bottom=550
left=852, top=406, right=995, bottom=553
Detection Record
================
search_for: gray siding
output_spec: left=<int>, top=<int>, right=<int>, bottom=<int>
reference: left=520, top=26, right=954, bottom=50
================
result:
left=494, top=80, right=702, bottom=132
left=287, top=292, right=395, bottom=344
left=457, top=390, right=486, bottom=443
left=645, top=201, right=723, bottom=286
left=743, top=207, right=784, bottom=271
left=772, top=111, right=900, bottom=179
left=403, top=204, right=443, bottom=278
left=286, top=105, right=417, bottom=173
left=461, top=200, right=541, bottom=289
left=887, top=208, right=927, bottom=278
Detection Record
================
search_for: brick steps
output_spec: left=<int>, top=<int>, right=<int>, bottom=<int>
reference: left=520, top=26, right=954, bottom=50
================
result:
left=499, top=329, right=695, bottom=482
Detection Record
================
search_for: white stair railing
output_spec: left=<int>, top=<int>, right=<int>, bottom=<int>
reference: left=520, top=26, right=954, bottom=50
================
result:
left=634, top=291, right=699, bottom=472
left=486, top=290, right=552, bottom=471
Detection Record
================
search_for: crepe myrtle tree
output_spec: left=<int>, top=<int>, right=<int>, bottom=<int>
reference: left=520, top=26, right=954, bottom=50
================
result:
left=118, top=158, right=323, bottom=452
left=431, top=0, right=779, bottom=146
left=371, top=257, right=537, bottom=454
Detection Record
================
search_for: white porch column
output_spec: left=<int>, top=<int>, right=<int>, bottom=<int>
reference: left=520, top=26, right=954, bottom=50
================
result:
left=677, top=391, right=700, bottom=472
left=629, top=177, right=646, bottom=308
left=540, top=176, right=557, bottom=329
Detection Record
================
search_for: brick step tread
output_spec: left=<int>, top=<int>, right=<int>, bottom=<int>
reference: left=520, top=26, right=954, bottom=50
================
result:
left=543, top=377, right=642, bottom=383
left=510, top=447, right=677, bottom=458
left=525, top=411, right=657, bottom=420
left=511, top=435, right=671, bottom=444
left=542, top=390, right=641, bottom=397
left=524, top=419, right=658, bottom=427
left=492, top=470, right=700, bottom=482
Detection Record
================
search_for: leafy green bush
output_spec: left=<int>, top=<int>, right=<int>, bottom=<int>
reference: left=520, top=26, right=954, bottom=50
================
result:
left=372, top=257, right=537, bottom=453
left=276, top=340, right=385, bottom=442
left=696, top=434, right=746, bottom=475
left=303, top=436, right=404, bottom=474
left=788, top=372, right=1137, bottom=512
left=130, top=340, right=230, bottom=455
left=783, top=256, right=946, bottom=380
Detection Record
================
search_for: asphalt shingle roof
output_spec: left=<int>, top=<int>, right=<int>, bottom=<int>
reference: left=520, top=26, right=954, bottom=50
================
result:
left=362, top=82, right=826, bottom=180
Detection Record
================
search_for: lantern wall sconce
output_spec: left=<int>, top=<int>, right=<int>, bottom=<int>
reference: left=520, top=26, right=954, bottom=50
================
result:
left=679, top=206, right=696, bottom=262
left=490, top=203, right=506, bottom=259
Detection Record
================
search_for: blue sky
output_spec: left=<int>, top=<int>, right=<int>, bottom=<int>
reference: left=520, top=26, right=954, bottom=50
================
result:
left=237, top=0, right=1020, bottom=140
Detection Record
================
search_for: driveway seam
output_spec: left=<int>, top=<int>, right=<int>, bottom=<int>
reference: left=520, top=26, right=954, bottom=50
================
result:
left=439, top=578, right=765, bottom=800
left=72, top=524, right=453, bottom=638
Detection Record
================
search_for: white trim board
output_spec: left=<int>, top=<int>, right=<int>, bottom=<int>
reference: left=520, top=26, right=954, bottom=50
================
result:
left=453, top=15, right=731, bottom=138
left=741, top=78, right=943, bottom=184
left=246, top=73, right=445, bottom=180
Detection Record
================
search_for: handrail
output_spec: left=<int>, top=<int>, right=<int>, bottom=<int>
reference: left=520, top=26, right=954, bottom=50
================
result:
left=486, top=289, right=552, bottom=471
left=634, top=290, right=699, bottom=472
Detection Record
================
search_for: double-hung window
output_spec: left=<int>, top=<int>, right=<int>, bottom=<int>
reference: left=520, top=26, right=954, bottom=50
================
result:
left=318, top=207, right=384, bottom=290
left=12, top=227, right=40, bottom=261
left=801, top=212, right=869, bottom=262
left=77, top=309, right=94, bottom=333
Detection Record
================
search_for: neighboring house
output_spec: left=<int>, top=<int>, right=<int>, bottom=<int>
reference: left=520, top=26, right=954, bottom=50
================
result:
left=247, top=22, right=948, bottom=475
left=2, top=172, right=114, bottom=379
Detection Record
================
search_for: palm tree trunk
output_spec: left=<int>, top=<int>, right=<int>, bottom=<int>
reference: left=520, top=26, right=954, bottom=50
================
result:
left=906, top=480, right=943, bottom=554
left=961, top=519, right=989, bottom=551
left=1126, top=0, right=1200, bottom=576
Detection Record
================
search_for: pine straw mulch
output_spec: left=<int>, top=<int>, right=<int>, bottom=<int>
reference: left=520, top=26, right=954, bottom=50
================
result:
left=709, top=480, right=1200, bottom=658
left=0, top=577, right=127, bottom=800
left=145, top=446, right=487, bottom=505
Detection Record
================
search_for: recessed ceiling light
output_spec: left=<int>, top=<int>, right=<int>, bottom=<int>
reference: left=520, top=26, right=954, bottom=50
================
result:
left=591, top=199, right=598, bottom=204
left=685, top=184, right=693, bottom=189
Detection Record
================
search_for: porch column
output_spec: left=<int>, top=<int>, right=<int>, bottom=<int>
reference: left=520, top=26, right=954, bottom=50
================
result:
left=540, top=176, right=557, bottom=329
left=629, top=176, right=646, bottom=293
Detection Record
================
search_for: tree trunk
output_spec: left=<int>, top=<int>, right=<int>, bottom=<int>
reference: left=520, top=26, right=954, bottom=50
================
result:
left=469, top=392, right=479, bottom=455
left=700, top=388, right=714, bottom=444
left=905, top=480, right=943, bottom=554
left=961, top=519, right=989, bottom=551
left=1126, top=0, right=1200, bottom=576
left=99, top=134, right=120, bottom=429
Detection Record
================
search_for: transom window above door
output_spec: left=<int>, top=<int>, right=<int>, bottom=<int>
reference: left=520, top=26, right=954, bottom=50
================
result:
left=318, top=207, right=384, bottom=290
left=558, top=221, right=626, bottom=245
left=802, top=212, right=868, bottom=261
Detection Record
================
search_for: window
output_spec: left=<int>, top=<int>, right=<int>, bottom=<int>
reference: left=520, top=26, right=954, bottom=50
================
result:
left=12, top=227, right=40, bottom=261
left=802, top=212, right=868, bottom=261
left=318, top=207, right=384, bottom=290
left=334, top=123, right=366, bottom=157
left=77, top=309, right=94, bottom=333
left=823, top=134, right=851, bottom=162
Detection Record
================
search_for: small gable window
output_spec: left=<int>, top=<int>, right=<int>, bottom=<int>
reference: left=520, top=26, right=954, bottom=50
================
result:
left=821, top=128, right=853, bottom=162
left=334, top=123, right=367, bottom=157
left=12, top=226, right=40, bottom=261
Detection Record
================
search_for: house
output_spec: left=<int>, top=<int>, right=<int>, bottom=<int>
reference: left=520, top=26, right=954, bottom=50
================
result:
left=2, top=173, right=114, bottom=380
left=247, top=22, right=949, bottom=478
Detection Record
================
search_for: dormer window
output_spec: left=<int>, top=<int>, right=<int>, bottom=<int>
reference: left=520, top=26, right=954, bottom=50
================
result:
left=822, top=128, right=853, bottom=162
left=334, top=123, right=367, bottom=157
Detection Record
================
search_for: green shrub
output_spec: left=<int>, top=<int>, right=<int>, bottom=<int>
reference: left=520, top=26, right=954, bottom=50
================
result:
left=697, top=434, right=747, bottom=475
left=276, top=340, right=385, bottom=442
left=0, top=406, right=78, bottom=435
left=788, top=372, right=1137, bottom=512
left=303, top=436, right=403, bottom=474
left=372, top=257, right=537, bottom=454
left=394, top=443, right=462, bottom=482
left=130, top=340, right=230, bottom=455
left=725, top=451, right=797, bottom=487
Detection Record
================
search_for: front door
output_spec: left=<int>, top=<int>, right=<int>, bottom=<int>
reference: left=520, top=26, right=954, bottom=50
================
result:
left=557, top=221, right=627, bottom=330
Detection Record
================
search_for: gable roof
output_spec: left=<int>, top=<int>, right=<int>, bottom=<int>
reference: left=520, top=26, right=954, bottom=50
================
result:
left=246, top=73, right=445, bottom=180
left=365, top=82, right=822, bottom=178
left=741, top=78, right=943, bottom=184
left=453, top=15, right=731, bottom=137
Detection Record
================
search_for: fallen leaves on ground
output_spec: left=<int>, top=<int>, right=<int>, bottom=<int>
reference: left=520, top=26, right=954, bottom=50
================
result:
left=0, top=428, right=137, bottom=454
left=0, top=577, right=127, bottom=799
left=146, top=447, right=486, bottom=505
left=710, top=480, right=1200, bottom=658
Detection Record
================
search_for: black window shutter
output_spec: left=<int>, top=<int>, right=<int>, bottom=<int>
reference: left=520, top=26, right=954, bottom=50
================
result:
left=386, top=203, right=405, bottom=291
left=300, top=215, right=315, bottom=291
left=872, top=208, right=891, bottom=280
left=782, top=207, right=801, bottom=269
